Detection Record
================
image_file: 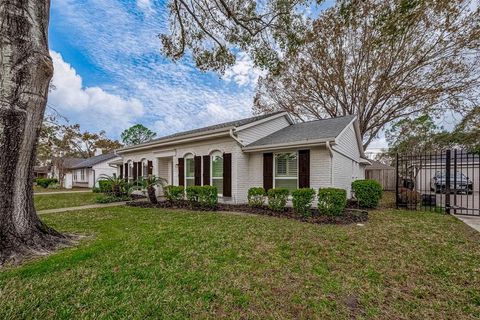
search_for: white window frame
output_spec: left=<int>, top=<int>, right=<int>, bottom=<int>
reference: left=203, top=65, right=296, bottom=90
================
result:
left=210, top=151, right=223, bottom=196
left=184, top=154, right=195, bottom=187
left=127, top=161, right=133, bottom=180
left=80, top=169, right=85, bottom=181
left=273, top=152, right=298, bottom=190
left=141, top=159, right=148, bottom=178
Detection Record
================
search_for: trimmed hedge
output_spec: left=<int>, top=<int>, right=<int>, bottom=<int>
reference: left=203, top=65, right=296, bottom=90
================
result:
left=95, top=194, right=131, bottom=203
left=247, top=187, right=266, bottom=207
left=292, top=188, right=316, bottom=217
left=186, top=185, right=218, bottom=209
left=318, top=188, right=347, bottom=216
left=35, top=178, right=58, bottom=188
left=267, top=188, right=289, bottom=211
left=351, top=179, right=383, bottom=208
left=164, top=185, right=185, bottom=204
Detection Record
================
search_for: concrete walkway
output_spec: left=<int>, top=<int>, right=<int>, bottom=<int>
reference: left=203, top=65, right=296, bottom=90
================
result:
left=454, top=215, right=480, bottom=232
left=35, top=190, right=91, bottom=195
left=38, top=202, right=127, bottom=215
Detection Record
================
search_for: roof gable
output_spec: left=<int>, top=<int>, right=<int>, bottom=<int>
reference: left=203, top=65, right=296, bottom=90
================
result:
left=245, top=115, right=356, bottom=149
left=71, top=153, right=118, bottom=169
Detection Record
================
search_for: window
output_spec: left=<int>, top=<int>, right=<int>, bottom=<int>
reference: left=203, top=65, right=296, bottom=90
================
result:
left=80, top=169, right=85, bottom=181
left=142, top=159, right=148, bottom=177
left=211, top=151, right=223, bottom=195
left=185, top=154, right=195, bottom=186
left=73, top=171, right=77, bottom=181
left=274, top=152, right=298, bottom=192
left=128, top=161, right=133, bottom=178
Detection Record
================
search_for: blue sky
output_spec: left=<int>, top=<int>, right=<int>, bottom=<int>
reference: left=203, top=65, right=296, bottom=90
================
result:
left=48, top=0, right=268, bottom=140
left=48, top=0, right=396, bottom=150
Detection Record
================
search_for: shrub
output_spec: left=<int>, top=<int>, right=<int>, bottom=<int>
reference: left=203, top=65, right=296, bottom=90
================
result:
left=247, top=187, right=266, bottom=207
left=47, top=183, right=60, bottom=189
left=351, top=179, right=383, bottom=208
left=95, top=194, right=131, bottom=203
left=318, top=188, right=347, bottom=216
left=164, top=185, right=185, bottom=204
left=267, top=188, right=289, bottom=211
left=292, top=188, right=316, bottom=217
left=198, top=185, right=218, bottom=209
left=92, top=187, right=101, bottom=193
left=99, top=180, right=113, bottom=194
left=186, top=185, right=218, bottom=209
left=35, top=178, right=58, bottom=188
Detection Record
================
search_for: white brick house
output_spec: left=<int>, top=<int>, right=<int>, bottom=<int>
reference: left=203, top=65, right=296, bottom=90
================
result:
left=116, top=112, right=370, bottom=203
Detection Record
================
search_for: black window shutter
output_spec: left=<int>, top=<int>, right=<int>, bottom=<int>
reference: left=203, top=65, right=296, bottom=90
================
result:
left=203, top=155, right=210, bottom=185
left=137, top=162, right=142, bottom=178
left=223, top=153, right=232, bottom=197
left=124, top=163, right=129, bottom=181
left=178, top=158, right=184, bottom=186
left=263, top=153, right=273, bottom=191
left=298, top=150, right=310, bottom=188
left=133, top=162, right=138, bottom=181
left=119, top=164, right=123, bottom=179
left=147, top=160, right=153, bottom=175
left=194, top=156, right=202, bottom=185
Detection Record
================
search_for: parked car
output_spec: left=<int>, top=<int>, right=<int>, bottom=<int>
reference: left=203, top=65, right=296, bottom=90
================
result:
left=430, top=171, right=473, bottom=194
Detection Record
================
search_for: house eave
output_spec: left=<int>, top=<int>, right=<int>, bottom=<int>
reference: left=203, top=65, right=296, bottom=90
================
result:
left=117, top=129, right=233, bottom=154
left=242, top=138, right=335, bottom=152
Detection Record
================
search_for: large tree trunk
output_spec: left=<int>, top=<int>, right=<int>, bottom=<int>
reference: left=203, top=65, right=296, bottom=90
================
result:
left=0, top=0, right=70, bottom=266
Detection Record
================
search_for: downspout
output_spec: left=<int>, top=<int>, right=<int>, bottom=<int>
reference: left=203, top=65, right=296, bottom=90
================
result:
left=326, top=141, right=334, bottom=186
left=229, top=128, right=243, bottom=146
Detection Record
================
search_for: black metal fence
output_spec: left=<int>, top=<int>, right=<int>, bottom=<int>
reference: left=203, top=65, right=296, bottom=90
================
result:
left=396, top=150, right=480, bottom=216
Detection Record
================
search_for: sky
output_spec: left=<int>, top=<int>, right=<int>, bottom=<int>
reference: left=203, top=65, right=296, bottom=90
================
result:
left=48, top=0, right=395, bottom=152
left=48, top=0, right=270, bottom=140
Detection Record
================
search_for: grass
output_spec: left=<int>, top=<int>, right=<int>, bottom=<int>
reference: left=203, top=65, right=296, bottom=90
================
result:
left=34, top=192, right=98, bottom=211
left=1, top=206, right=479, bottom=319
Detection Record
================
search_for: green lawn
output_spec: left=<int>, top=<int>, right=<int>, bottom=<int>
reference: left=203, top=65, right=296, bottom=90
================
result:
left=1, top=207, right=479, bottom=319
left=34, top=192, right=98, bottom=211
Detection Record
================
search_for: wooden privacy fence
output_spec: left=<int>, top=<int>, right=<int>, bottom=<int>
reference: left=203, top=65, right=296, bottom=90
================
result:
left=365, top=161, right=396, bottom=191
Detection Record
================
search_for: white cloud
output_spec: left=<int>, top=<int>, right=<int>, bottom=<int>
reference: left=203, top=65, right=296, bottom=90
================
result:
left=136, top=0, right=153, bottom=13
left=223, top=52, right=267, bottom=87
left=48, top=51, right=144, bottom=134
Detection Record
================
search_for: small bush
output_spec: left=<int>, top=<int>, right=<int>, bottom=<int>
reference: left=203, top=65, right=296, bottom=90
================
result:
left=267, top=188, right=289, bottom=211
left=352, top=179, right=383, bottom=208
left=95, top=194, right=131, bottom=203
left=99, top=180, right=113, bottom=194
left=248, top=187, right=266, bottom=207
left=292, top=188, right=316, bottom=217
left=92, top=187, right=101, bottom=193
left=318, top=188, right=347, bottom=216
left=164, top=185, right=184, bottom=204
left=186, top=185, right=218, bottom=209
left=35, top=178, right=58, bottom=188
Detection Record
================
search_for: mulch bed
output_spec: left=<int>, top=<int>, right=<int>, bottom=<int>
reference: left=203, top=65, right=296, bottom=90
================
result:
left=126, top=200, right=368, bottom=225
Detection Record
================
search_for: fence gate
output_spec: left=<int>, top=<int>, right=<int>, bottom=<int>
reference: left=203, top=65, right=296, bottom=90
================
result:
left=396, top=150, right=480, bottom=216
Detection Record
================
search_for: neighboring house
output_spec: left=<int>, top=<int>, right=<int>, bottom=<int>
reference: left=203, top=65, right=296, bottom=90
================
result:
left=116, top=112, right=370, bottom=204
left=365, top=160, right=396, bottom=191
left=33, top=165, right=50, bottom=179
left=70, top=151, right=121, bottom=188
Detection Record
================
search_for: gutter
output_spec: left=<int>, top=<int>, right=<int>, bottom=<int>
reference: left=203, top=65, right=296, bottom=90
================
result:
left=117, top=129, right=232, bottom=154
left=242, top=138, right=335, bottom=152
left=229, top=128, right=244, bottom=146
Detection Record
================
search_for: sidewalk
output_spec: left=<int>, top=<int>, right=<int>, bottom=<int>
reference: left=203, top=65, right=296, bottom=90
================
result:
left=35, top=190, right=92, bottom=195
left=38, top=202, right=127, bottom=215
left=454, top=214, right=480, bottom=232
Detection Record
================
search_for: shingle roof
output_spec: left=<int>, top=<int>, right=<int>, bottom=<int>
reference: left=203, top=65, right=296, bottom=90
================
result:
left=135, top=112, right=286, bottom=146
left=71, top=153, right=118, bottom=169
left=245, top=115, right=356, bottom=148
left=62, top=158, right=85, bottom=169
left=366, top=160, right=394, bottom=170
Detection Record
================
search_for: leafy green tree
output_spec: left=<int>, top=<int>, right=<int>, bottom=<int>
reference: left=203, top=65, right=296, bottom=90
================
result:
left=121, top=124, right=156, bottom=146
